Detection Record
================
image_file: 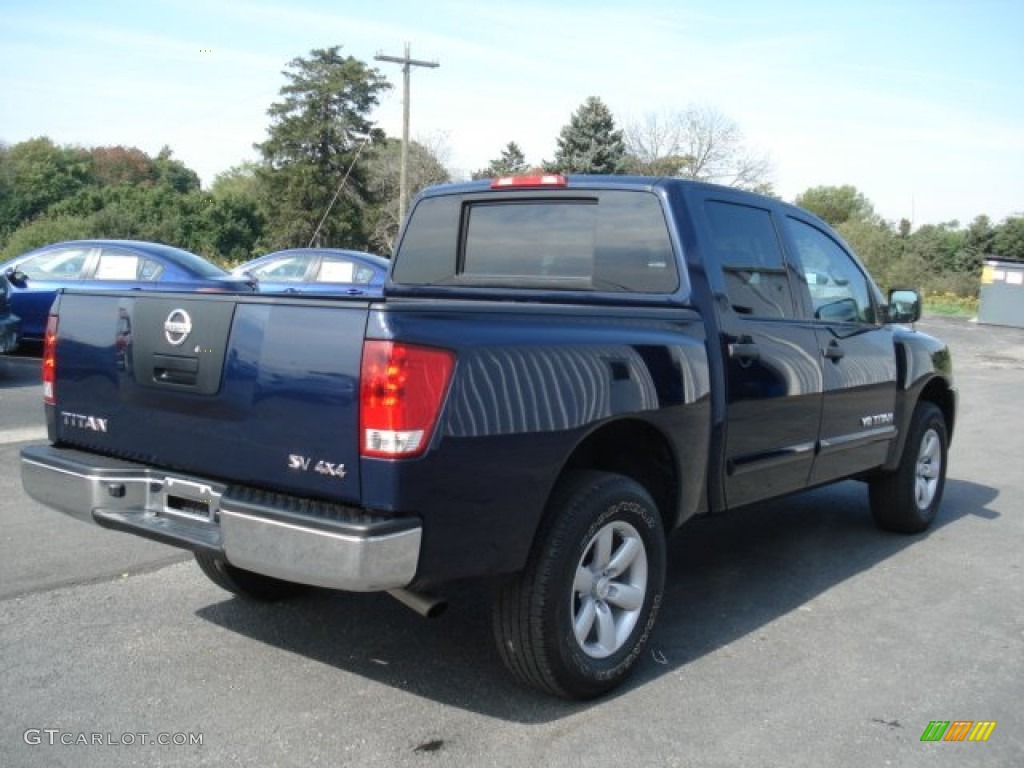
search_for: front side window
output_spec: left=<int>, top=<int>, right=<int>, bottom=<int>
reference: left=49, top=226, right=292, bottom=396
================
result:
left=705, top=200, right=795, bottom=318
left=787, top=218, right=875, bottom=324
left=252, top=254, right=312, bottom=282
left=19, top=248, right=91, bottom=280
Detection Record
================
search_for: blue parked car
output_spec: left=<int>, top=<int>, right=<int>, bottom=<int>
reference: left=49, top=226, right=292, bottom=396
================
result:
left=1, top=240, right=253, bottom=344
left=232, top=248, right=389, bottom=295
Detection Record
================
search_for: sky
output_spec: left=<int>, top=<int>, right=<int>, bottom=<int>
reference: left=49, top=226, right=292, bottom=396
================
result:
left=2, top=0, right=1022, bottom=228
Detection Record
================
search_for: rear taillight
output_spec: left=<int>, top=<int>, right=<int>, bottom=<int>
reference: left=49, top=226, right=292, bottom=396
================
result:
left=42, top=313, right=58, bottom=405
left=359, top=340, right=455, bottom=458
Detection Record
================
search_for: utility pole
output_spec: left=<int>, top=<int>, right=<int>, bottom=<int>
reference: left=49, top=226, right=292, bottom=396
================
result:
left=375, top=43, right=439, bottom=228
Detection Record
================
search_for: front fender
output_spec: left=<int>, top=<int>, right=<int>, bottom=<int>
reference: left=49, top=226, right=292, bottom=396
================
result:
left=885, top=326, right=956, bottom=469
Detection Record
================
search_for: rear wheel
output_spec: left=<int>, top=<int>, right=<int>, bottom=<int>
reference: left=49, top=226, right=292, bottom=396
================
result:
left=194, top=552, right=308, bottom=601
left=492, top=470, right=666, bottom=699
left=869, top=401, right=948, bottom=533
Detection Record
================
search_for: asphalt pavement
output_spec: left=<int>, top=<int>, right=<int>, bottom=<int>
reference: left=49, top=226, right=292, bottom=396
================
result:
left=0, top=355, right=187, bottom=599
left=0, top=317, right=1021, bottom=767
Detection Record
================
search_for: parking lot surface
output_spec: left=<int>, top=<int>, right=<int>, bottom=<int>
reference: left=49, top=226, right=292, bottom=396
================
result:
left=1, top=317, right=1021, bottom=767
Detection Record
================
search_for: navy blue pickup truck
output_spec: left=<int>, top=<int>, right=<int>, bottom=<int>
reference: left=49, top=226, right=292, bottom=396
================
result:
left=21, top=175, right=956, bottom=699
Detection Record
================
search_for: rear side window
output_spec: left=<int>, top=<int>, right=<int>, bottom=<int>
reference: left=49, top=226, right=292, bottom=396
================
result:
left=395, top=190, right=679, bottom=293
left=705, top=200, right=796, bottom=318
left=95, top=249, right=163, bottom=281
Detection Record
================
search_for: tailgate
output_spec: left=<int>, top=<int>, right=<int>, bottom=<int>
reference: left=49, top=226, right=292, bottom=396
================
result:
left=51, top=291, right=368, bottom=504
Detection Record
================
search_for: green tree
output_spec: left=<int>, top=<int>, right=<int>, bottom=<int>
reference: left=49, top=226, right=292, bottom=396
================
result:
left=965, top=214, right=995, bottom=255
left=795, top=185, right=876, bottom=228
left=0, top=137, right=256, bottom=264
left=0, top=214, right=94, bottom=260
left=153, top=146, right=200, bottom=193
left=207, top=163, right=267, bottom=263
left=197, top=195, right=265, bottom=265
left=905, top=221, right=965, bottom=272
left=0, top=138, right=92, bottom=239
left=210, top=162, right=263, bottom=200
left=0, top=142, right=13, bottom=242
left=992, top=216, right=1024, bottom=261
left=836, top=218, right=901, bottom=286
left=547, top=96, right=627, bottom=174
left=254, top=46, right=390, bottom=249
left=473, top=141, right=529, bottom=179
left=900, top=221, right=979, bottom=295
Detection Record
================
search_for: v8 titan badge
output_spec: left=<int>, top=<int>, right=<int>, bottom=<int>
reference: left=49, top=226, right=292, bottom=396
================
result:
left=164, top=309, right=192, bottom=346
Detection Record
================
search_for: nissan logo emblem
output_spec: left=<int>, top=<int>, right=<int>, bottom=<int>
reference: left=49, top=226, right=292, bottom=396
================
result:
left=164, top=309, right=192, bottom=346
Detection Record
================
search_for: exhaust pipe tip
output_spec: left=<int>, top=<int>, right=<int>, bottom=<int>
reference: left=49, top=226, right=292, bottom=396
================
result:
left=388, top=588, right=447, bottom=619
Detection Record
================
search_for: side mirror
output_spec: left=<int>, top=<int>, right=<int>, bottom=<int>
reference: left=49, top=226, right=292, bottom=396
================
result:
left=887, top=288, right=921, bottom=324
left=5, top=267, right=28, bottom=286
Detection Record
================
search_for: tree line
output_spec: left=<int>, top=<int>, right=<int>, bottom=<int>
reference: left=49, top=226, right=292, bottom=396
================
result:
left=2, top=46, right=1020, bottom=299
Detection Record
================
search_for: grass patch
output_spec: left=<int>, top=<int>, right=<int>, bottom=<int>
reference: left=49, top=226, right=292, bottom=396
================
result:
left=923, top=293, right=978, bottom=317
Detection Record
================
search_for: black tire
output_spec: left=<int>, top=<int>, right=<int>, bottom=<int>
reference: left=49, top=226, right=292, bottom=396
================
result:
left=492, top=470, right=666, bottom=699
left=194, top=552, right=308, bottom=601
left=869, top=401, right=948, bottom=533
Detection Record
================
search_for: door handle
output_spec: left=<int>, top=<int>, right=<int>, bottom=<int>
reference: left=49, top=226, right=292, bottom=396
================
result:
left=728, top=338, right=760, bottom=362
left=823, top=341, right=845, bottom=361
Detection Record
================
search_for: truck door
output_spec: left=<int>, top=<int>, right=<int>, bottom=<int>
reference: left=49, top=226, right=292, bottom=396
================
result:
left=701, top=198, right=824, bottom=508
left=781, top=215, right=897, bottom=485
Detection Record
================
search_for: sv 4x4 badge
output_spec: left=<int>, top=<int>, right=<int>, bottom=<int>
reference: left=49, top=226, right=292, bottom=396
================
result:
left=288, top=454, right=347, bottom=479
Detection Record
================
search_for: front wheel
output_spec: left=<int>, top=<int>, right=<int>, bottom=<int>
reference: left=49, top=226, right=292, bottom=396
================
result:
left=492, top=471, right=666, bottom=699
left=869, top=401, right=948, bottom=533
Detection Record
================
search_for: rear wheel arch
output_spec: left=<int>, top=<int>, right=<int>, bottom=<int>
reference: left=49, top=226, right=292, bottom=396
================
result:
left=556, top=418, right=680, bottom=535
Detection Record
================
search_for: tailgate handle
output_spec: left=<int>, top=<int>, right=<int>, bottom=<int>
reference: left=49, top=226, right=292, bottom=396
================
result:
left=153, top=354, right=199, bottom=385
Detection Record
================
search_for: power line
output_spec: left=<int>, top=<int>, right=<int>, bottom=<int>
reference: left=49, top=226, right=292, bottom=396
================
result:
left=308, top=134, right=372, bottom=248
left=375, top=43, right=439, bottom=229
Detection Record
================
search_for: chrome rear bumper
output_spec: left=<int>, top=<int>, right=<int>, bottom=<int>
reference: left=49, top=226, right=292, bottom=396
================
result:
left=20, top=444, right=421, bottom=592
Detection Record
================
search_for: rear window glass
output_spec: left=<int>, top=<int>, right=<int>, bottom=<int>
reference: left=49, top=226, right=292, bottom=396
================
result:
left=394, top=190, right=679, bottom=293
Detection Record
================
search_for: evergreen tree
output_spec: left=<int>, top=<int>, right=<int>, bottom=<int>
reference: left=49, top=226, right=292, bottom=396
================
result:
left=473, top=141, right=529, bottom=179
left=547, top=97, right=627, bottom=174
left=254, top=46, right=390, bottom=249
